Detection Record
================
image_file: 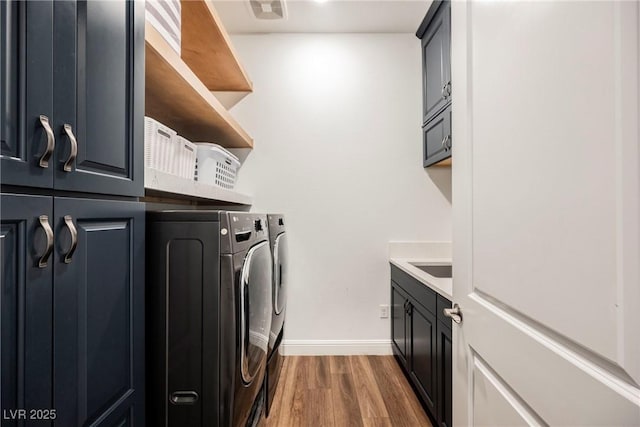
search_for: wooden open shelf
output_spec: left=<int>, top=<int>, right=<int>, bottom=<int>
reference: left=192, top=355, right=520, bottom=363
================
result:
left=181, top=0, right=253, bottom=92
left=144, top=168, right=252, bottom=205
left=145, top=23, right=253, bottom=148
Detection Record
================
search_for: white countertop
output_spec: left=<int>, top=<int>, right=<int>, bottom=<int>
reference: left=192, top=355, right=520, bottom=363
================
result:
left=389, top=242, right=453, bottom=300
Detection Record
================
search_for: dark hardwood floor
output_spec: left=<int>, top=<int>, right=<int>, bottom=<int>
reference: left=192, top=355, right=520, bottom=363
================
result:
left=260, top=356, right=432, bottom=426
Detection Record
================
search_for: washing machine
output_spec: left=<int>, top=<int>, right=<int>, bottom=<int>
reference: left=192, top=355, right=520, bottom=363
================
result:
left=264, top=214, right=288, bottom=417
left=146, top=210, right=272, bottom=427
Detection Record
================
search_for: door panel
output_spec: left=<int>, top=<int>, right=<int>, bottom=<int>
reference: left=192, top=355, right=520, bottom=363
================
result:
left=53, top=0, right=143, bottom=196
left=422, top=2, right=450, bottom=124
left=452, top=1, right=640, bottom=425
left=437, top=323, right=452, bottom=427
left=471, top=0, right=618, bottom=361
left=1, top=1, right=54, bottom=188
left=53, top=197, right=144, bottom=426
left=423, top=106, right=451, bottom=167
left=391, top=284, right=408, bottom=365
left=410, top=303, right=437, bottom=415
left=472, top=354, right=539, bottom=427
left=0, top=193, right=53, bottom=427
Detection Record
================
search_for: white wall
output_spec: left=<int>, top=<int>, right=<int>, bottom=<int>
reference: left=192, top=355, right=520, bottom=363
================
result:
left=229, top=33, right=451, bottom=354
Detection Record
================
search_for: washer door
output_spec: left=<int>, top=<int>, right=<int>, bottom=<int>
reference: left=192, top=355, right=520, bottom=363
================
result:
left=240, top=240, right=273, bottom=385
left=273, top=232, right=288, bottom=315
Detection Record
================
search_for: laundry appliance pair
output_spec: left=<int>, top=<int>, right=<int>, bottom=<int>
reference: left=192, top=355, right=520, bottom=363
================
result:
left=146, top=211, right=287, bottom=426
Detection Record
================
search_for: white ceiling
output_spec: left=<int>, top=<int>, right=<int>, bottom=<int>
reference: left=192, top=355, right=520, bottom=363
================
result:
left=212, top=0, right=432, bottom=34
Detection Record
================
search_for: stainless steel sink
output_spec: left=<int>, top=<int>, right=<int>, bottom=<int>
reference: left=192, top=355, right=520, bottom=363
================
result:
left=409, top=263, right=452, bottom=278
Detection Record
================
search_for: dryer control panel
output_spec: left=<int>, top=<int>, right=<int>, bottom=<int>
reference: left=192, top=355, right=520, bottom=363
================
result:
left=220, top=212, right=269, bottom=255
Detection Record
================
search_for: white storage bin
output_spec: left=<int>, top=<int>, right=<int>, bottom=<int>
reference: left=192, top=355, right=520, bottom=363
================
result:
left=175, top=136, right=197, bottom=180
left=144, top=117, right=177, bottom=174
left=146, top=0, right=181, bottom=55
left=194, top=143, right=240, bottom=190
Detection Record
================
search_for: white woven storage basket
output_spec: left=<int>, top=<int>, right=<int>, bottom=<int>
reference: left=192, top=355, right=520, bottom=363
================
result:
left=175, top=136, right=197, bottom=180
left=144, top=117, right=177, bottom=173
left=194, top=143, right=240, bottom=190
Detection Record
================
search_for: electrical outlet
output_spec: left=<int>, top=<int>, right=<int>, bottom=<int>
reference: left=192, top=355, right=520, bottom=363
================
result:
left=379, top=304, right=389, bottom=318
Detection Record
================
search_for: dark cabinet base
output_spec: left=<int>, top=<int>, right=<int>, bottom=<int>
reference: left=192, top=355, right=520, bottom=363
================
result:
left=391, top=265, right=452, bottom=427
left=53, top=197, right=145, bottom=427
left=1, top=193, right=145, bottom=427
left=1, top=194, right=54, bottom=420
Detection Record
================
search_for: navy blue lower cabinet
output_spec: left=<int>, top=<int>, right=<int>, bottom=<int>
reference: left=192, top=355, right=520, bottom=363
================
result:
left=437, top=319, right=453, bottom=427
left=436, top=294, right=453, bottom=427
left=391, top=283, right=410, bottom=368
left=53, top=197, right=145, bottom=426
left=1, top=193, right=54, bottom=427
left=409, top=301, right=438, bottom=418
left=390, top=265, right=452, bottom=427
left=1, top=1, right=55, bottom=189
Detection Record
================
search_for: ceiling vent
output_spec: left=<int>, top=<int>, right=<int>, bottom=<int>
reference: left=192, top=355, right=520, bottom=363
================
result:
left=248, top=0, right=287, bottom=20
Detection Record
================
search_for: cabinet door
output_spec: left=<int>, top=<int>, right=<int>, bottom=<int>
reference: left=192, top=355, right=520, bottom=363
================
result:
left=1, top=193, right=53, bottom=426
left=423, top=105, right=451, bottom=167
left=391, top=283, right=409, bottom=366
left=437, top=322, right=452, bottom=427
left=409, top=302, right=437, bottom=417
left=421, top=1, right=451, bottom=124
left=1, top=1, right=54, bottom=188
left=53, top=1, right=144, bottom=197
left=53, top=197, right=144, bottom=426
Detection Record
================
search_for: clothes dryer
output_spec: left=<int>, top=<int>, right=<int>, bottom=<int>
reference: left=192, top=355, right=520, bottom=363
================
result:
left=264, top=214, right=288, bottom=417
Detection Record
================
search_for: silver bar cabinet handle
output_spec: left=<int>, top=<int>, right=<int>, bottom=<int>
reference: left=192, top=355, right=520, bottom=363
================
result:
left=62, top=124, right=78, bottom=172
left=442, top=135, right=451, bottom=152
left=443, top=303, right=462, bottom=324
left=38, top=115, right=55, bottom=168
left=63, top=215, right=78, bottom=264
left=37, top=215, right=54, bottom=268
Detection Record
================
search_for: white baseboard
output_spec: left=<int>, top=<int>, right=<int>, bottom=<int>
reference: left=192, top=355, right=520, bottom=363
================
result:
left=282, top=339, right=392, bottom=356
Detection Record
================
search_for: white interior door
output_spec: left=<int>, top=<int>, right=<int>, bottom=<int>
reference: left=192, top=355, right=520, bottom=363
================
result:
left=451, top=1, right=640, bottom=425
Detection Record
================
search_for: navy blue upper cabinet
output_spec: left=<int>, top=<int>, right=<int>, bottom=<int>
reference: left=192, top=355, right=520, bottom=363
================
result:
left=53, top=1, right=144, bottom=197
left=417, top=0, right=452, bottom=167
left=53, top=197, right=145, bottom=426
left=2, top=1, right=143, bottom=195
left=1, top=194, right=54, bottom=427
left=1, top=2, right=55, bottom=188
left=417, top=1, right=451, bottom=125
left=423, top=104, right=451, bottom=167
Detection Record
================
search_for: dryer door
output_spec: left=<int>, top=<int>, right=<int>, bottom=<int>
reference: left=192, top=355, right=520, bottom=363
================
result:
left=239, top=240, right=273, bottom=385
left=273, top=232, right=288, bottom=315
